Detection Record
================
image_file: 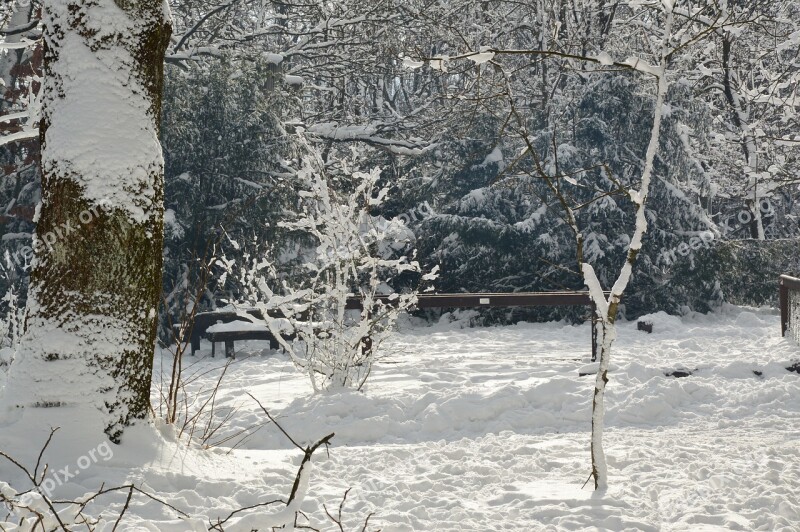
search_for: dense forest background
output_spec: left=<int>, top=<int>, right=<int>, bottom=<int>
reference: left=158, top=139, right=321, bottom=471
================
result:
left=1, top=0, right=799, bottom=337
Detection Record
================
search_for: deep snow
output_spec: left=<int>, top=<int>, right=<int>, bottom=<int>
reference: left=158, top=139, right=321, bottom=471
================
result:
left=2, top=305, right=799, bottom=530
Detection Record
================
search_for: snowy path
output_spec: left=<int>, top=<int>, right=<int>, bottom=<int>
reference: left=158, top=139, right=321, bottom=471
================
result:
left=145, top=306, right=800, bottom=531
left=3, top=306, right=798, bottom=530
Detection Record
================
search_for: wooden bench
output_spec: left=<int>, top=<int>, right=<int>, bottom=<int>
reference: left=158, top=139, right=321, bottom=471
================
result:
left=173, top=309, right=266, bottom=356
left=204, top=316, right=295, bottom=358
left=206, top=329, right=280, bottom=358
left=182, top=316, right=365, bottom=360
left=180, top=307, right=310, bottom=356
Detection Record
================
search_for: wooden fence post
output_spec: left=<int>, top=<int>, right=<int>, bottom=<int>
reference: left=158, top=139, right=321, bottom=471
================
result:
left=780, top=276, right=789, bottom=337
left=591, top=300, right=598, bottom=362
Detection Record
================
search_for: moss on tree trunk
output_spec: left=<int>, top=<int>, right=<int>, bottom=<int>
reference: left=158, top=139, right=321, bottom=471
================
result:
left=16, top=0, right=171, bottom=442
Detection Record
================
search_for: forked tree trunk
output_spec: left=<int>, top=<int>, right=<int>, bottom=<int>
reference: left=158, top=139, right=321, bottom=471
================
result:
left=584, top=4, right=672, bottom=488
left=7, top=0, right=171, bottom=442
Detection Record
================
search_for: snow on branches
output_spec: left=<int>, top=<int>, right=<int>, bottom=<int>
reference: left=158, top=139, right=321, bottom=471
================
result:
left=237, top=161, right=437, bottom=392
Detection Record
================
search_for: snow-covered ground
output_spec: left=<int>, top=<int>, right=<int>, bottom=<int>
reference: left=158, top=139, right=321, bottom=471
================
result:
left=2, top=305, right=799, bottom=530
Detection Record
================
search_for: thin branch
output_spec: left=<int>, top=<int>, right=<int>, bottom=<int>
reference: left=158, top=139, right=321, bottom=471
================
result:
left=246, top=392, right=302, bottom=451
left=111, top=486, right=134, bottom=532
left=33, top=427, right=59, bottom=483
left=288, top=432, right=335, bottom=504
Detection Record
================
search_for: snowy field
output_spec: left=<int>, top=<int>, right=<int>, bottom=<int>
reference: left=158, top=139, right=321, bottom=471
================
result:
left=3, top=305, right=800, bottom=530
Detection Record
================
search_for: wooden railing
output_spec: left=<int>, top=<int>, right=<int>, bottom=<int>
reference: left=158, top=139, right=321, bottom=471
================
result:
left=344, top=291, right=594, bottom=309
left=348, top=291, right=599, bottom=360
left=779, top=275, right=800, bottom=340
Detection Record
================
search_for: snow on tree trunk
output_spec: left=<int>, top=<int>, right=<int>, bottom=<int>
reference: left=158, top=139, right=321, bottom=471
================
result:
left=5, top=0, right=171, bottom=442
left=585, top=5, right=672, bottom=490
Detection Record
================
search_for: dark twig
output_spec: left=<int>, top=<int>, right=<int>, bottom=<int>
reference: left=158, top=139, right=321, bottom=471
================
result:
left=204, top=396, right=335, bottom=530
left=208, top=498, right=284, bottom=530
left=323, top=488, right=349, bottom=532
left=361, top=512, right=377, bottom=532
left=111, top=486, right=134, bottom=532
left=0, top=431, right=69, bottom=531
left=65, top=484, right=191, bottom=519
left=288, top=433, right=335, bottom=504
left=34, top=427, right=59, bottom=483
left=246, top=392, right=303, bottom=451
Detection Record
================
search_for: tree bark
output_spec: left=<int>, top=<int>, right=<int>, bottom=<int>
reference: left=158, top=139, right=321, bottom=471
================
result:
left=721, top=35, right=764, bottom=240
left=7, top=0, right=171, bottom=442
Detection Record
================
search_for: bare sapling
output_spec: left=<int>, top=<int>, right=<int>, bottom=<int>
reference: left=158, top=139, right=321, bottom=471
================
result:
left=467, top=1, right=675, bottom=490
left=238, top=158, right=437, bottom=392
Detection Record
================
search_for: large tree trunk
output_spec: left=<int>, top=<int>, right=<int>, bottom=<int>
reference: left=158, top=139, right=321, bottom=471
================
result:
left=6, top=0, right=171, bottom=442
